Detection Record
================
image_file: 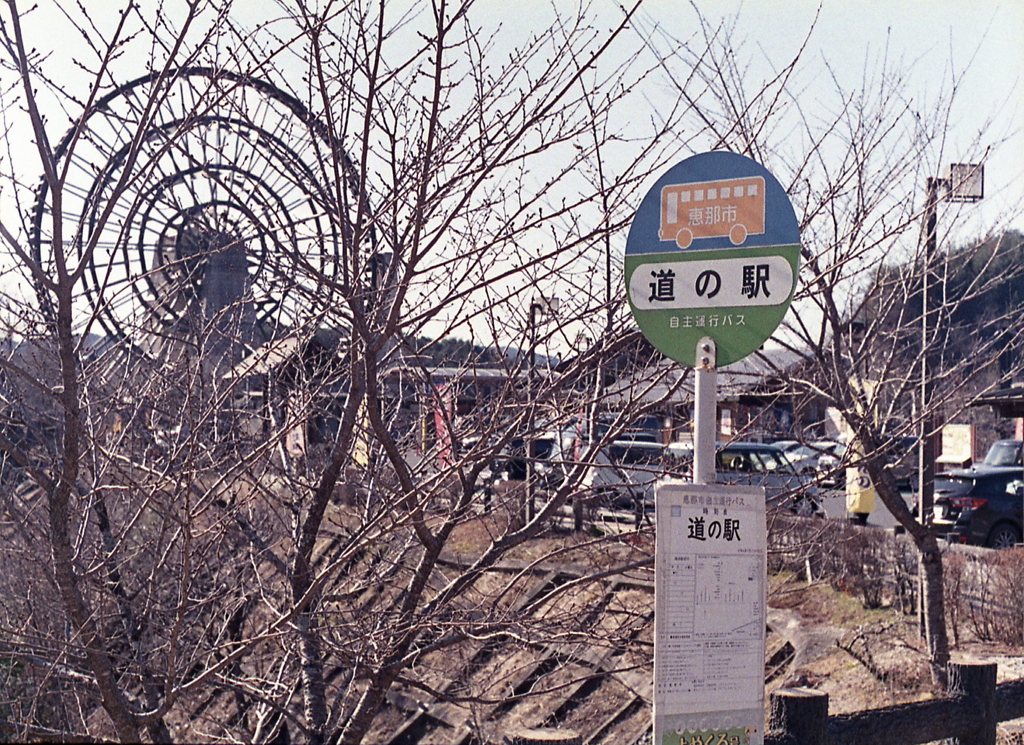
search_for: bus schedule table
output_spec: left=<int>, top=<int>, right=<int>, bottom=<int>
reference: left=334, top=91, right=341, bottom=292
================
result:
left=654, top=482, right=766, bottom=745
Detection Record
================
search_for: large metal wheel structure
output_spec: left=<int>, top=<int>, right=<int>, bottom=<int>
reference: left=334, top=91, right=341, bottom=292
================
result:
left=30, top=67, right=358, bottom=360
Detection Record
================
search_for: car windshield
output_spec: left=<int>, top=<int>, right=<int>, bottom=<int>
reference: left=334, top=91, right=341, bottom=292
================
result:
left=983, top=441, right=1023, bottom=467
left=608, top=443, right=664, bottom=466
left=720, top=448, right=794, bottom=474
left=753, top=450, right=794, bottom=473
left=813, top=441, right=844, bottom=456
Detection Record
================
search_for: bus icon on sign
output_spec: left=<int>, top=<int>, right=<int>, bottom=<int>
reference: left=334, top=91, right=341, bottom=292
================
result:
left=660, top=176, right=766, bottom=249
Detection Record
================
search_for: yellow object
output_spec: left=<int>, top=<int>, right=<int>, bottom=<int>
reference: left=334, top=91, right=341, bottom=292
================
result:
left=845, top=466, right=875, bottom=515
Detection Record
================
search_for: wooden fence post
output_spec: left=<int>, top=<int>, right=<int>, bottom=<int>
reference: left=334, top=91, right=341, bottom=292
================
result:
left=948, top=662, right=997, bottom=745
left=767, top=688, right=829, bottom=745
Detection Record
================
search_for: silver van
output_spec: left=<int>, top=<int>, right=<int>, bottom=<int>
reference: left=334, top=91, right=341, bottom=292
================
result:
left=579, top=440, right=821, bottom=517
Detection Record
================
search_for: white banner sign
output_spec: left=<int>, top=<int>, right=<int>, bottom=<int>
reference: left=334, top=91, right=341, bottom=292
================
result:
left=629, top=255, right=793, bottom=311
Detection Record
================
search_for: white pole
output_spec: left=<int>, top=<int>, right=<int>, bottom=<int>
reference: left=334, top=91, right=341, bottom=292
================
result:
left=693, top=337, right=717, bottom=486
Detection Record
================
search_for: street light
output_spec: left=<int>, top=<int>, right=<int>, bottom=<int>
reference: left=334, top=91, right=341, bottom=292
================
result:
left=526, top=295, right=558, bottom=523
left=918, top=163, right=984, bottom=527
left=529, top=296, right=560, bottom=369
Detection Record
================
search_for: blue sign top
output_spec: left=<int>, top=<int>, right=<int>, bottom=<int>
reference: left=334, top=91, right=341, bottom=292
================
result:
left=625, top=151, right=799, bottom=255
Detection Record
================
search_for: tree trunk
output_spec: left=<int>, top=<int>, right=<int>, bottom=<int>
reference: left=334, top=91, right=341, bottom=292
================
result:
left=919, top=532, right=951, bottom=685
left=864, top=455, right=948, bottom=686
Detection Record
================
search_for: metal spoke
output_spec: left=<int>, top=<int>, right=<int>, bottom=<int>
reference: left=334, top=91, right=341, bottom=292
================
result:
left=32, top=68, right=356, bottom=354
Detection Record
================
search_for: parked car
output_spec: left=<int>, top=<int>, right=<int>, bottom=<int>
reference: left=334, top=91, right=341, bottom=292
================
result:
left=715, top=441, right=823, bottom=517
left=490, top=432, right=569, bottom=489
left=880, top=435, right=918, bottom=490
left=581, top=440, right=672, bottom=511
left=981, top=439, right=1024, bottom=467
left=932, top=465, right=1024, bottom=548
left=772, top=440, right=821, bottom=474
left=579, top=440, right=822, bottom=517
left=815, top=436, right=917, bottom=490
left=812, top=439, right=847, bottom=488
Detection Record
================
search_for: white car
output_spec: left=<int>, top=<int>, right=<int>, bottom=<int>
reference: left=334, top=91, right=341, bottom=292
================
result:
left=580, top=440, right=673, bottom=511
left=716, top=442, right=823, bottom=516
left=773, top=440, right=822, bottom=474
left=811, top=440, right=847, bottom=488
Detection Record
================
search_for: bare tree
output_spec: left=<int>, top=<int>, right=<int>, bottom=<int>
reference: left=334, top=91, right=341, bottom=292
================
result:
left=669, top=23, right=1024, bottom=684
left=0, top=1, right=777, bottom=742
left=8, top=0, right=1009, bottom=739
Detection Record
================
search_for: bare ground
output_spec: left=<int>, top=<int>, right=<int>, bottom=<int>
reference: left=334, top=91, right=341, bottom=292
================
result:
left=766, top=572, right=1024, bottom=741
left=409, top=507, right=1024, bottom=742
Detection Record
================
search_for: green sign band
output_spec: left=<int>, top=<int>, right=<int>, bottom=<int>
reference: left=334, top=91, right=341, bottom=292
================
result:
left=625, top=244, right=799, bottom=367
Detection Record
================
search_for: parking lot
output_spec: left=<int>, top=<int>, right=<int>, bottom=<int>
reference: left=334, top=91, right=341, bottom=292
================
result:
left=812, top=488, right=917, bottom=530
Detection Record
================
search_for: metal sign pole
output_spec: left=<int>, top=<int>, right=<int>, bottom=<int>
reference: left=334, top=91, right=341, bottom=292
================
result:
left=627, top=152, right=798, bottom=745
left=693, top=337, right=717, bottom=486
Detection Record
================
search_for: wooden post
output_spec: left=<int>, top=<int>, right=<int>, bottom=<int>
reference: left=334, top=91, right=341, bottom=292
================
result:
left=767, top=688, right=829, bottom=745
left=948, top=662, right=997, bottom=745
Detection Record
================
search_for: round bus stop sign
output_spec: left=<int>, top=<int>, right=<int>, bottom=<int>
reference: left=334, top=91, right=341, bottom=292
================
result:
left=625, top=151, right=800, bottom=367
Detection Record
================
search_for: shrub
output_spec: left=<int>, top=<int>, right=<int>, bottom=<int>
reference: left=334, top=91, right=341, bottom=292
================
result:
left=768, top=514, right=916, bottom=611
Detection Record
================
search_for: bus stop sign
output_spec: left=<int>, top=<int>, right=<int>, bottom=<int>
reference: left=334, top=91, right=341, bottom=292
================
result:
left=625, top=151, right=800, bottom=367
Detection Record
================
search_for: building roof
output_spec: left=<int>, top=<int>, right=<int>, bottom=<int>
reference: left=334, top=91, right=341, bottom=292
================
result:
left=970, top=386, right=1024, bottom=418
left=602, top=344, right=804, bottom=408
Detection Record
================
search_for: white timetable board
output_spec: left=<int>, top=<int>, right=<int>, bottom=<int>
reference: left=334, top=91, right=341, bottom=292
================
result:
left=654, top=481, right=767, bottom=745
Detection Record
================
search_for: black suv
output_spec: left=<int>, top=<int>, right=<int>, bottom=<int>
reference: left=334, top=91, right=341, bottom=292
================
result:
left=932, top=466, right=1024, bottom=548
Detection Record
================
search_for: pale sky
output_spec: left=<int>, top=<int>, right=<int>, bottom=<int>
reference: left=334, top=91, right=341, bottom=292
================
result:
left=4, top=0, right=1022, bottom=351
left=491, top=0, right=1023, bottom=230
left=13, top=0, right=1023, bottom=230
left=474, top=0, right=1024, bottom=352
left=672, top=0, right=1023, bottom=228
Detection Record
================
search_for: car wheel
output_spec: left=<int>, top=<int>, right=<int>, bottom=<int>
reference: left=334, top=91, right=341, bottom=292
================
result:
left=985, top=522, right=1022, bottom=550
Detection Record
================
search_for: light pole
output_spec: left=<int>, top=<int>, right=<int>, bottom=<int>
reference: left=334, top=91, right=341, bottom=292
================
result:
left=918, top=163, right=984, bottom=528
left=527, top=295, right=558, bottom=523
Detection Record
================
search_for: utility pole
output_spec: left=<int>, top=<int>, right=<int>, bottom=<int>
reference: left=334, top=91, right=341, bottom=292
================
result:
left=918, top=164, right=985, bottom=533
left=527, top=296, right=557, bottom=524
left=917, top=163, right=984, bottom=640
left=918, top=176, right=939, bottom=533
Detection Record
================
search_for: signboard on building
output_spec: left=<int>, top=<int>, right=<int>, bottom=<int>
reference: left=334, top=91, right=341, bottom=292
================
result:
left=625, top=151, right=800, bottom=367
left=654, top=482, right=767, bottom=745
left=938, top=423, right=975, bottom=467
